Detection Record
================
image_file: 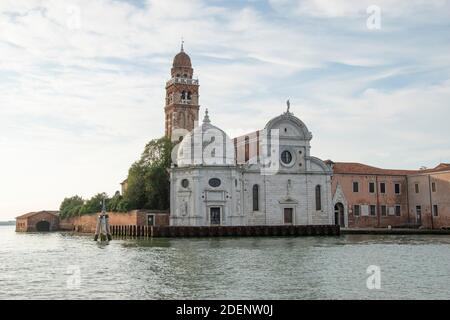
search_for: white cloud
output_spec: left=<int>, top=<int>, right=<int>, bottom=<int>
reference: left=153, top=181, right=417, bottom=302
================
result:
left=0, top=0, right=449, bottom=219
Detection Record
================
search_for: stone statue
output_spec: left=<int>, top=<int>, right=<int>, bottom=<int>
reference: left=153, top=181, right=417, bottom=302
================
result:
left=180, top=200, right=188, bottom=216
left=286, top=99, right=290, bottom=113
left=287, top=179, right=292, bottom=197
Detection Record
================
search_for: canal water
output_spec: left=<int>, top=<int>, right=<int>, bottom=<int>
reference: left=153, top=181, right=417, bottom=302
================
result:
left=1, top=225, right=449, bottom=300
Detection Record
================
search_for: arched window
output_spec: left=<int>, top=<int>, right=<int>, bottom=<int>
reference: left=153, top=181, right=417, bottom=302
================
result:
left=315, top=185, right=322, bottom=211
left=253, top=185, right=259, bottom=211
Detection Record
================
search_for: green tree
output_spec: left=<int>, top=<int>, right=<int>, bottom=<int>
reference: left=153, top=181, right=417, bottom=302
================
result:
left=58, top=137, right=173, bottom=218
left=124, top=136, right=173, bottom=210
left=59, top=196, right=84, bottom=219
left=79, top=193, right=107, bottom=215
left=108, top=191, right=123, bottom=212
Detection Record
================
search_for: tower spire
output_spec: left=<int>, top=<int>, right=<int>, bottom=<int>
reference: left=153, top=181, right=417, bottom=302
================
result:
left=165, top=43, right=199, bottom=138
left=203, top=108, right=210, bottom=124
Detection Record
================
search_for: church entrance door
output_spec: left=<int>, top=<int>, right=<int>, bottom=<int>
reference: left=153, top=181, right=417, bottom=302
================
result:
left=283, top=208, right=293, bottom=225
left=334, top=203, right=345, bottom=227
left=210, top=207, right=221, bottom=226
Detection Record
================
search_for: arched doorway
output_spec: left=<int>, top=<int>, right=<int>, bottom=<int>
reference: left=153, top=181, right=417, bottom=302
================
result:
left=334, top=203, right=345, bottom=227
left=36, top=220, right=50, bottom=232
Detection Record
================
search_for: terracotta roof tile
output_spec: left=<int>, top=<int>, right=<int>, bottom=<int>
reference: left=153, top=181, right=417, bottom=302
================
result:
left=16, top=210, right=59, bottom=219
left=327, top=161, right=450, bottom=176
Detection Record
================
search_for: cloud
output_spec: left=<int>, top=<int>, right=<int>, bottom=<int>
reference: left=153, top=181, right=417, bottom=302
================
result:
left=0, top=0, right=449, bottom=219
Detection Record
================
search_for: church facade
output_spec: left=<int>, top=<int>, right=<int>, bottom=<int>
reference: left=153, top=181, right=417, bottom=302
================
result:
left=155, top=46, right=450, bottom=229
left=167, top=46, right=333, bottom=227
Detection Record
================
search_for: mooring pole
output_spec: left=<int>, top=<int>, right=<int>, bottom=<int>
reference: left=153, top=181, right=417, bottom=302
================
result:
left=94, top=198, right=112, bottom=242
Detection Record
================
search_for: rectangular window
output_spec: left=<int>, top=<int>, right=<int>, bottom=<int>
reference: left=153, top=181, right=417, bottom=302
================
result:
left=380, top=183, right=386, bottom=194
left=432, top=182, right=436, bottom=193
left=370, top=205, right=376, bottom=216
left=353, top=182, right=359, bottom=193
left=354, top=205, right=360, bottom=216
left=395, top=183, right=401, bottom=194
left=433, top=205, right=439, bottom=217
left=415, top=184, right=419, bottom=193
left=244, top=136, right=250, bottom=163
left=381, top=205, right=387, bottom=216
left=369, top=182, right=375, bottom=193
left=395, top=205, right=401, bottom=217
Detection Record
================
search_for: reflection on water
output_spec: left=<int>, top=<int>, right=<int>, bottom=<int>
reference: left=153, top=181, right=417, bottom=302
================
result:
left=0, top=225, right=450, bottom=300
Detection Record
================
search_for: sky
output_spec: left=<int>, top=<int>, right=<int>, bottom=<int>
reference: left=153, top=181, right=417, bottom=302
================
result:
left=1, top=0, right=450, bottom=220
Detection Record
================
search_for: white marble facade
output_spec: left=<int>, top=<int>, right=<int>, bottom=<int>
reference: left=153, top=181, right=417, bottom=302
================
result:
left=170, top=109, right=333, bottom=226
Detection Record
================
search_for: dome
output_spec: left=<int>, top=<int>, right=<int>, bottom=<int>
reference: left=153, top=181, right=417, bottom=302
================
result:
left=173, top=51, right=192, bottom=68
left=177, top=110, right=235, bottom=167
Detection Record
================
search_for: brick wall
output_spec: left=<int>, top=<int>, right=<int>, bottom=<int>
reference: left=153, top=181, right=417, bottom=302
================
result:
left=61, top=210, right=170, bottom=233
left=331, top=174, right=410, bottom=228
left=16, top=212, right=60, bottom=232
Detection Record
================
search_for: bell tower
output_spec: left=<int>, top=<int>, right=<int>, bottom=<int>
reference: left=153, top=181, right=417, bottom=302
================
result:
left=165, top=43, right=200, bottom=138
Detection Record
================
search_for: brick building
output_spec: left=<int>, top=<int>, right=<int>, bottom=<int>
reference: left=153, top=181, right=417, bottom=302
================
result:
left=15, top=211, right=60, bottom=232
left=327, top=161, right=450, bottom=229
left=164, top=43, right=200, bottom=139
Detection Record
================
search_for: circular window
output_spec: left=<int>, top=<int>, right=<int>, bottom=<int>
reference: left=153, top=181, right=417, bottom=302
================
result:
left=181, top=179, right=189, bottom=188
left=209, top=178, right=221, bottom=188
left=281, top=150, right=293, bottom=165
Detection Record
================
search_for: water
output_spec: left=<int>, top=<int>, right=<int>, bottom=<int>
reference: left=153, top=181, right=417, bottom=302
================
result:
left=1, top=225, right=450, bottom=300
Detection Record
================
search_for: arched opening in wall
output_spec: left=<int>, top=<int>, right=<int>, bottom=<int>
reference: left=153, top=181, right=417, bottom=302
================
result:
left=36, top=220, right=50, bottom=232
left=334, top=203, right=345, bottom=227
left=315, top=185, right=322, bottom=211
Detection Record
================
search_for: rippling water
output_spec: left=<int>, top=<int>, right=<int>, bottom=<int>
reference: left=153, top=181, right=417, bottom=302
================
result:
left=1, top=225, right=450, bottom=300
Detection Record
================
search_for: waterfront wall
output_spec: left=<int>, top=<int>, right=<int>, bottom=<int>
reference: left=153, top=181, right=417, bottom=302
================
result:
left=109, top=224, right=340, bottom=238
left=60, top=210, right=169, bottom=233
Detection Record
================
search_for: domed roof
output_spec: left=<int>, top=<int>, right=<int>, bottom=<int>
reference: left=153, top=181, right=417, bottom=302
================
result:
left=177, top=110, right=235, bottom=167
left=173, top=50, right=192, bottom=68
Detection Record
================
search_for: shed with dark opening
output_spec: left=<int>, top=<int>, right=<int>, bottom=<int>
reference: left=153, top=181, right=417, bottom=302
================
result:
left=16, top=211, right=60, bottom=232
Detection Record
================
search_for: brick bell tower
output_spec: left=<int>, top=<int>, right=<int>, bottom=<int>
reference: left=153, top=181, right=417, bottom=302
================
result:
left=164, top=42, right=200, bottom=138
